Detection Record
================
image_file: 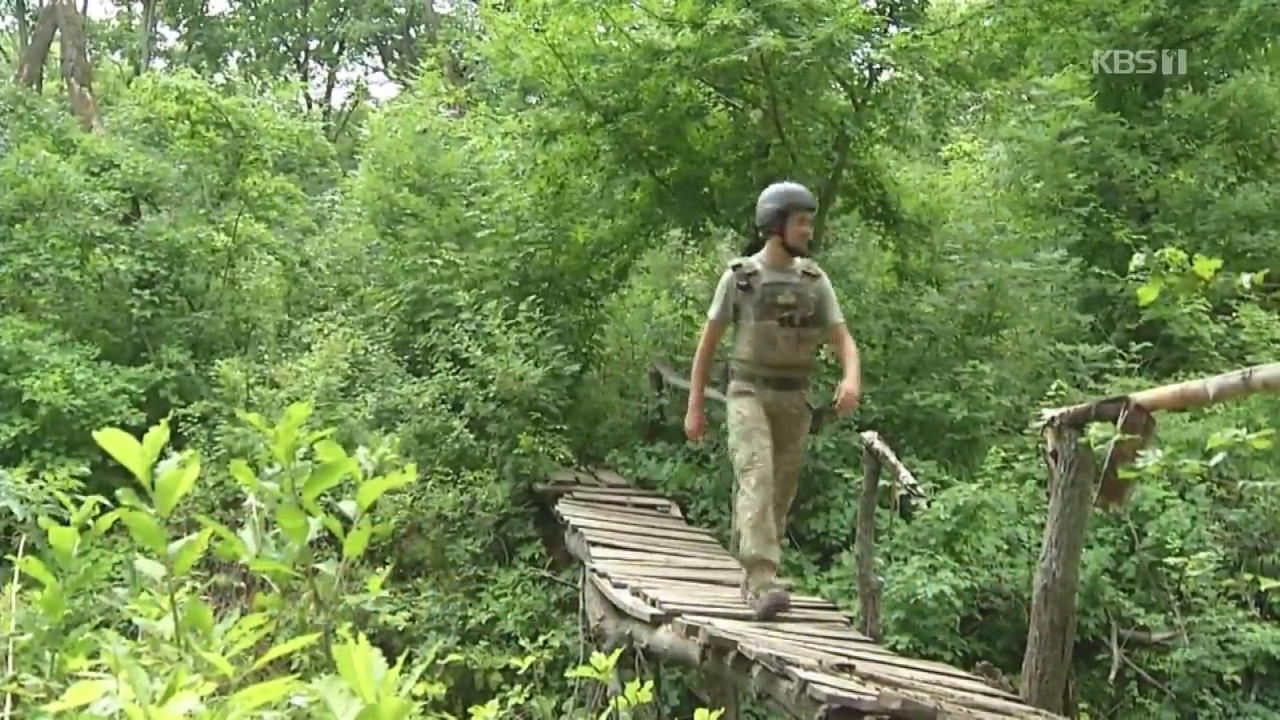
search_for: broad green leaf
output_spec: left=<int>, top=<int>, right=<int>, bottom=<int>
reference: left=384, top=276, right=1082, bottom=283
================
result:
left=250, top=632, right=323, bottom=672
left=247, top=558, right=300, bottom=577
left=1191, top=253, right=1223, bottom=281
left=119, top=509, right=168, bottom=555
left=273, top=401, right=314, bottom=466
left=313, top=438, right=349, bottom=464
left=46, top=524, right=80, bottom=567
left=170, top=528, right=213, bottom=577
left=229, top=459, right=259, bottom=491
left=276, top=503, right=308, bottom=546
left=42, top=679, right=112, bottom=712
left=332, top=634, right=382, bottom=704
left=226, top=675, right=300, bottom=712
left=71, top=495, right=107, bottom=528
left=1136, top=280, right=1162, bottom=306
left=197, top=648, right=236, bottom=678
left=134, top=555, right=167, bottom=582
left=304, top=459, right=355, bottom=505
left=196, top=515, right=249, bottom=559
left=141, top=420, right=171, bottom=467
left=93, top=427, right=150, bottom=488
left=19, top=556, right=58, bottom=587
left=154, top=454, right=201, bottom=518
left=356, top=697, right=414, bottom=720
left=343, top=518, right=373, bottom=560
left=355, top=469, right=414, bottom=512
left=321, top=513, right=346, bottom=541
left=184, top=595, right=216, bottom=639
left=92, top=509, right=121, bottom=537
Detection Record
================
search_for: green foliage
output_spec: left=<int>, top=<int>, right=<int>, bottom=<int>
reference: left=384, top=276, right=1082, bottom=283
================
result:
left=5, top=0, right=1280, bottom=716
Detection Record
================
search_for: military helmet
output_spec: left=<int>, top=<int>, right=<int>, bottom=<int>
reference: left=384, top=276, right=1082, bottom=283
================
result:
left=754, top=181, right=817, bottom=235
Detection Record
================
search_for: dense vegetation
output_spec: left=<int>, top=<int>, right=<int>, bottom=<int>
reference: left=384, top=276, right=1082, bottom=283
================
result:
left=2, top=0, right=1279, bottom=717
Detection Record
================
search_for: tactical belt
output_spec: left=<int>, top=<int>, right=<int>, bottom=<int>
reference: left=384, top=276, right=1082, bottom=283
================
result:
left=728, top=371, right=808, bottom=392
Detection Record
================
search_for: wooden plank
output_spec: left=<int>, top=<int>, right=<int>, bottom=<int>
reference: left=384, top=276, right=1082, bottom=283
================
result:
left=683, top=617, right=873, bottom=645
left=816, top=656, right=1025, bottom=702
left=577, top=527, right=724, bottom=552
left=690, top=617, right=997, bottom=690
left=801, top=680, right=887, bottom=714
left=585, top=547, right=742, bottom=569
left=549, top=468, right=602, bottom=486
left=588, top=467, right=634, bottom=487
left=541, top=483, right=664, bottom=497
left=759, top=632, right=998, bottom=684
left=692, top=621, right=894, bottom=660
left=560, top=515, right=718, bottom=543
left=599, top=570, right=748, bottom=587
left=634, top=585, right=836, bottom=610
left=729, top=636, right=858, bottom=674
left=587, top=572, right=669, bottom=623
left=579, top=535, right=732, bottom=559
left=567, top=491, right=676, bottom=510
left=653, top=604, right=853, bottom=623
left=789, top=668, right=1046, bottom=718
left=558, top=499, right=701, bottom=527
left=690, top=626, right=861, bottom=673
left=559, top=499, right=691, bottom=526
left=591, top=563, right=748, bottom=583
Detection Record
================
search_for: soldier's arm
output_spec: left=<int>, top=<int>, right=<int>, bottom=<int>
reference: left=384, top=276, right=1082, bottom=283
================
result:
left=689, top=271, right=734, bottom=409
left=688, top=320, right=726, bottom=410
left=818, top=273, right=861, bottom=386
left=830, top=323, right=861, bottom=386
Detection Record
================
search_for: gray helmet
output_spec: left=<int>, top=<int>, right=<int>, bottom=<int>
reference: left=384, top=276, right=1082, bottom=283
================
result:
left=754, top=181, right=817, bottom=235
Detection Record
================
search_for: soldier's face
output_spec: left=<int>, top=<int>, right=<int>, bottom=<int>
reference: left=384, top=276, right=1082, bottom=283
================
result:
left=780, top=211, right=814, bottom=257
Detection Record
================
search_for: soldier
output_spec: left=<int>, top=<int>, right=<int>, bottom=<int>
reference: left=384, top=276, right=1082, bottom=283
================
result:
left=684, top=181, right=862, bottom=619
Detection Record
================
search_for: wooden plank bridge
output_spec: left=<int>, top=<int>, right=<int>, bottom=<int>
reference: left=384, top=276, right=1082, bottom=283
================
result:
left=537, top=466, right=1064, bottom=720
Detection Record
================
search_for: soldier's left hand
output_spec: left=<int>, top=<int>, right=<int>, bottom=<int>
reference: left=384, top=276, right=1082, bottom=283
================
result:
left=833, top=377, right=861, bottom=415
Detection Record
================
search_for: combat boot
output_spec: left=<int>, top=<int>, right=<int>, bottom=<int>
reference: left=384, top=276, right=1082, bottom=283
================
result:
left=741, top=580, right=791, bottom=621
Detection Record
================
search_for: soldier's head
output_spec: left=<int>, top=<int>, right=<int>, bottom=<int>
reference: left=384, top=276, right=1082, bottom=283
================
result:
left=753, top=181, right=817, bottom=258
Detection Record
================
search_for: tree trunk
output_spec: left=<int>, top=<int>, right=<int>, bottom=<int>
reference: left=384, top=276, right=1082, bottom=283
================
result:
left=12, top=1, right=98, bottom=131
left=134, top=0, right=158, bottom=78
left=14, top=2, right=59, bottom=88
left=56, top=1, right=98, bottom=131
left=16, top=0, right=31, bottom=56
left=1020, top=422, right=1095, bottom=713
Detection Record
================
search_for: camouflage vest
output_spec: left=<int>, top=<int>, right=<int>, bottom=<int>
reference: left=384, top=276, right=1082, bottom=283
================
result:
left=727, top=255, right=826, bottom=382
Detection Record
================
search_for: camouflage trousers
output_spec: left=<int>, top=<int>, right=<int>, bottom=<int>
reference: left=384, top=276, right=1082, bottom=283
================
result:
left=726, top=379, right=812, bottom=596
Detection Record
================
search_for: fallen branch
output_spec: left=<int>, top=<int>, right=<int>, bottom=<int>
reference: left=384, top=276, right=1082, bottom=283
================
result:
left=1104, top=620, right=1176, bottom=699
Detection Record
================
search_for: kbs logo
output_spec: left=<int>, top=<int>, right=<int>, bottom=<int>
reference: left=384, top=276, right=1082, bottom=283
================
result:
left=1092, top=49, right=1187, bottom=75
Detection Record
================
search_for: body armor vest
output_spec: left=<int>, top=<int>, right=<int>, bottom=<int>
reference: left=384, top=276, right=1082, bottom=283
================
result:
left=727, top=256, right=826, bottom=382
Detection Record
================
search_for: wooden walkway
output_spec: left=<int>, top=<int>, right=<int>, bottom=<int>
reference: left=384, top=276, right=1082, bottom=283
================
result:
left=538, top=466, right=1064, bottom=720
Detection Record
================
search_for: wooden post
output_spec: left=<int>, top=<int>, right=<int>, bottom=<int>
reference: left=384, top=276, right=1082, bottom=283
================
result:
left=857, top=437, right=883, bottom=642
left=1018, top=422, right=1095, bottom=713
left=854, top=431, right=923, bottom=643
left=1019, top=362, right=1280, bottom=713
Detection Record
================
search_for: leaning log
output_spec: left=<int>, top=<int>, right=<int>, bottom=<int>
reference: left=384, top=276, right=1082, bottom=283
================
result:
left=1020, top=362, right=1280, bottom=713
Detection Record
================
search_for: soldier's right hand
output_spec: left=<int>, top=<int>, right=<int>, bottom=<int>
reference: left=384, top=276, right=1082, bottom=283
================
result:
left=684, top=404, right=705, bottom=442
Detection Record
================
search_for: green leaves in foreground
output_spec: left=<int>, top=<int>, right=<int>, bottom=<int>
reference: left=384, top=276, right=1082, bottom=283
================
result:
left=13, top=404, right=421, bottom=718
